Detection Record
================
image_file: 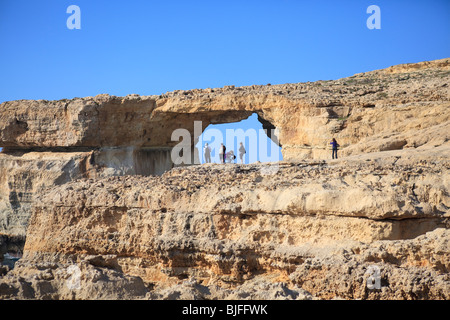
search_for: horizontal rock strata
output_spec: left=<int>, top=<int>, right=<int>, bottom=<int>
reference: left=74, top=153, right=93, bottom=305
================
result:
left=1, top=58, right=449, bottom=155
left=0, top=58, right=449, bottom=299
left=1, top=147, right=448, bottom=299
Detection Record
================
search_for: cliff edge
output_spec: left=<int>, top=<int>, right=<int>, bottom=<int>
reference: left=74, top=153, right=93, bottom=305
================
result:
left=0, top=58, right=449, bottom=299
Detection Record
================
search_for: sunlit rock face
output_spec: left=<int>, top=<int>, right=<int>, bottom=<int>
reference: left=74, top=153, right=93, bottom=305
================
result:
left=1, top=58, right=448, bottom=156
left=0, top=58, right=449, bottom=299
left=2, top=153, right=450, bottom=300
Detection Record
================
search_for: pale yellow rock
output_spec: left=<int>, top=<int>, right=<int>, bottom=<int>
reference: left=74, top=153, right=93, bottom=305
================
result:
left=0, top=58, right=449, bottom=300
left=1, top=58, right=448, bottom=159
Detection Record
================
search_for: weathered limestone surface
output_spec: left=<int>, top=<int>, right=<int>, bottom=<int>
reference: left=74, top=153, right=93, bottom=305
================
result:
left=1, top=144, right=449, bottom=300
left=1, top=58, right=448, bottom=154
left=0, top=58, right=449, bottom=240
left=0, top=151, right=93, bottom=238
left=0, top=58, right=449, bottom=299
left=0, top=148, right=174, bottom=240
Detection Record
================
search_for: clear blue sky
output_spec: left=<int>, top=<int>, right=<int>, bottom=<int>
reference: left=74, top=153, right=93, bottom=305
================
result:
left=0, top=0, right=449, bottom=103
left=0, top=1, right=449, bottom=161
left=196, top=113, right=283, bottom=164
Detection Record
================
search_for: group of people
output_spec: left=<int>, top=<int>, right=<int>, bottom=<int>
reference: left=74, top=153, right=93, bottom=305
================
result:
left=203, top=142, right=246, bottom=164
left=203, top=138, right=340, bottom=164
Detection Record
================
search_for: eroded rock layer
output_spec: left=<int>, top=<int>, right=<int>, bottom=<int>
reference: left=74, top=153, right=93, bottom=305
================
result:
left=1, top=58, right=449, bottom=155
left=1, top=145, right=448, bottom=300
left=0, top=58, right=449, bottom=240
left=0, top=58, right=449, bottom=299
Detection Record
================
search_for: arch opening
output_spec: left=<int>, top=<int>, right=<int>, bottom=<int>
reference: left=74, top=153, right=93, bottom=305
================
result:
left=195, top=113, right=283, bottom=164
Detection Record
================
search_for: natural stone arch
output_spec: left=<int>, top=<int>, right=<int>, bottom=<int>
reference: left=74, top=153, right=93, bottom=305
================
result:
left=193, top=112, right=282, bottom=164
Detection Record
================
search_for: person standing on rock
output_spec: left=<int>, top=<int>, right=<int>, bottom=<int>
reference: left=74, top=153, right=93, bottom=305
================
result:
left=204, top=143, right=211, bottom=163
left=239, top=142, right=246, bottom=164
left=330, top=138, right=340, bottom=159
left=219, top=143, right=226, bottom=163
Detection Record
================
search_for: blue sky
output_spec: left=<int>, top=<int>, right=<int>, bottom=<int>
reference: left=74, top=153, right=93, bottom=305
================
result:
left=196, top=113, right=283, bottom=164
left=0, top=0, right=448, bottom=103
left=0, top=0, right=449, bottom=160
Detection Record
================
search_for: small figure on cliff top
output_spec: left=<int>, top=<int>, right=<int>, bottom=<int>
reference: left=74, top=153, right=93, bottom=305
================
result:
left=204, top=143, right=211, bottom=163
left=330, top=138, right=340, bottom=159
left=239, top=142, right=246, bottom=164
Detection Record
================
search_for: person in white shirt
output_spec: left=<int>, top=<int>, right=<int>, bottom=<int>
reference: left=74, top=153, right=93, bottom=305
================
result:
left=238, top=142, right=246, bottom=164
left=204, top=143, right=211, bottom=163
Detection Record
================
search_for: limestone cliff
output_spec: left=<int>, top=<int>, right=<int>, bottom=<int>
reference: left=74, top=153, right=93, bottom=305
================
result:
left=1, top=148, right=449, bottom=299
left=1, top=58, right=449, bottom=240
left=1, top=58, right=448, bottom=155
left=0, top=58, right=449, bottom=299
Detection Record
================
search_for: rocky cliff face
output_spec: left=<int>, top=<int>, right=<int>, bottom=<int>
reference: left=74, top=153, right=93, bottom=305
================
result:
left=0, top=58, right=449, bottom=299
left=1, top=58, right=449, bottom=239
left=1, top=58, right=448, bottom=154
left=1, top=149, right=449, bottom=299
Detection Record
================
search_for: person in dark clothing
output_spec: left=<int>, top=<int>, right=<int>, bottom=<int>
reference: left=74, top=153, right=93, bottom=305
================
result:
left=223, top=145, right=227, bottom=163
left=330, top=138, right=339, bottom=159
left=219, top=143, right=226, bottom=163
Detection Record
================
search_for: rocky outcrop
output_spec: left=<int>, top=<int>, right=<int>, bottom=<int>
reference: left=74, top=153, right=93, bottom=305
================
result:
left=1, top=144, right=449, bottom=299
left=1, top=58, right=449, bottom=154
left=1, top=58, right=449, bottom=240
left=0, top=148, right=174, bottom=241
left=0, top=58, right=449, bottom=299
left=0, top=151, right=93, bottom=238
